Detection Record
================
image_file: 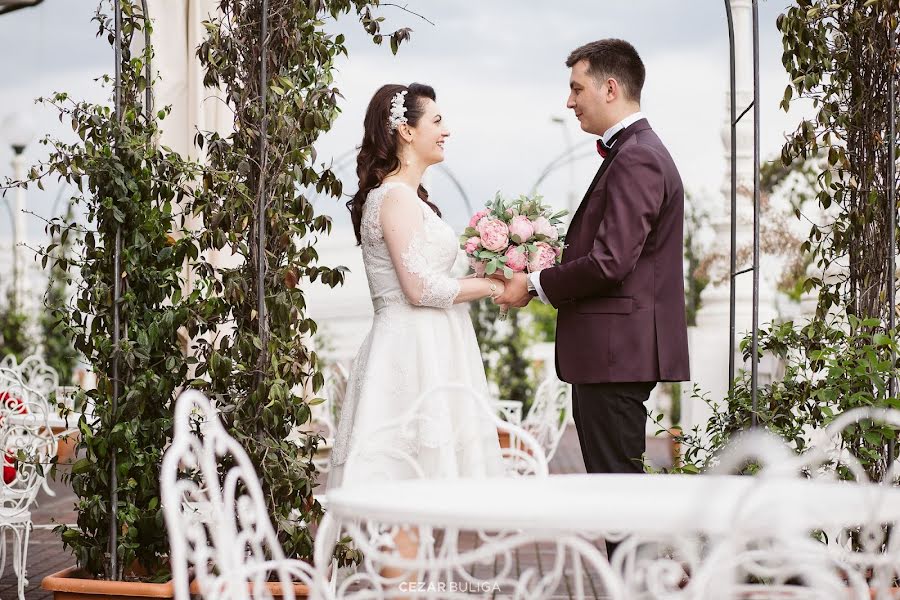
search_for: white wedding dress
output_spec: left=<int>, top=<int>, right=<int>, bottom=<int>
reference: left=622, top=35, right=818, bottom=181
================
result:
left=328, top=181, right=505, bottom=489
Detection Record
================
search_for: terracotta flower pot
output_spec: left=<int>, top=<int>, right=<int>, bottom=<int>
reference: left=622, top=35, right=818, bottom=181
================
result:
left=497, top=428, right=511, bottom=449
left=668, top=426, right=682, bottom=467
left=496, top=428, right=535, bottom=456
left=52, top=428, right=80, bottom=465
left=43, top=567, right=311, bottom=599
left=41, top=567, right=175, bottom=600
left=189, top=578, right=309, bottom=598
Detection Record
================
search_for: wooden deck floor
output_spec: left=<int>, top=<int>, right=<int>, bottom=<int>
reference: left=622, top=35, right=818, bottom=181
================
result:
left=4, top=426, right=673, bottom=599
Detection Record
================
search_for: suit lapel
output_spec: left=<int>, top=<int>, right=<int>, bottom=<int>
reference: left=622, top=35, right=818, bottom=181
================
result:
left=567, top=119, right=652, bottom=231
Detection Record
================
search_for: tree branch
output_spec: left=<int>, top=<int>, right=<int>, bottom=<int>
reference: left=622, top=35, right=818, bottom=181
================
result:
left=380, top=2, right=435, bottom=26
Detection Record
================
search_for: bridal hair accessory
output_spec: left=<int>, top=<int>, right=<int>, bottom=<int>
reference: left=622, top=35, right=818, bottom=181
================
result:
left=388, top=90, right=408, bottom=131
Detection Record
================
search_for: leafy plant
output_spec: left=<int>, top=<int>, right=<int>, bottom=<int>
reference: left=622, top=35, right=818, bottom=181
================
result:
left=670, top=1, right=900, bottom=481
left=683, top=191, right=710, bottom=328
left=189, top=0, right=413, bottom=563
left=9, top=1, right=203, bottom=580
left=0, top=288, right=30, bottom=362
left=40, top=202, right=79, bottom=384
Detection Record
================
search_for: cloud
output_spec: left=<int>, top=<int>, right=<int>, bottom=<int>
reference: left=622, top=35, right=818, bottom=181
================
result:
left=314, top=1, right=810, bottom=235
left=0, top=0, right=811, bottom=241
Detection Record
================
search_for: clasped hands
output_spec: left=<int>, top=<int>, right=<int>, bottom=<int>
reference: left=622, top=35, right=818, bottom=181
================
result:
left=488, top=272, right=532, bottom=310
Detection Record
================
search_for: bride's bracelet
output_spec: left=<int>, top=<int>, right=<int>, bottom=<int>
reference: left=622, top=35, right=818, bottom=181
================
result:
left=488, top=280, right=500, bottom=300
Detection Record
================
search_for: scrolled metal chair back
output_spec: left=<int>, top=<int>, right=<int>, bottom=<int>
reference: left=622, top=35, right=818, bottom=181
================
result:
left=161, top=390, right=324, bottom=600
left=0, top=368, right=58, bottom=516
left=521, top=377, right=570, bottom=462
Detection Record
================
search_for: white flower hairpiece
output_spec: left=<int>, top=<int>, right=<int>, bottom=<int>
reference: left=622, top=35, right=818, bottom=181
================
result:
left=387, top=90, right=408, bottom=131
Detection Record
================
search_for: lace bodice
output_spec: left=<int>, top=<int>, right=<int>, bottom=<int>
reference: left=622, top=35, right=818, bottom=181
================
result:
left=360, top=181, right=461, bottom=310
left=330, top=182, right=494, bottom=470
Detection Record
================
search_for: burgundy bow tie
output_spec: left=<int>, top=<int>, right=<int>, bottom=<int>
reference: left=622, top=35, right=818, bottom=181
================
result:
left=596, top=130, right=624, bottom=158
left=596, top=138, right=612, bottom=158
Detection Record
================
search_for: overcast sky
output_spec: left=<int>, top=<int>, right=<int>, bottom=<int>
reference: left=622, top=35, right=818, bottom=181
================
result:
left=0, top=0, right=802, bottom=243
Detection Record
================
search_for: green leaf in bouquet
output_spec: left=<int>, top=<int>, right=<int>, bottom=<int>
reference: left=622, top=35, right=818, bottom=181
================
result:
left=463, top=227, right=480, bottom=237
left=485, top=260, right=498, bottom=275
left=503, top=267, right=513, bottom=279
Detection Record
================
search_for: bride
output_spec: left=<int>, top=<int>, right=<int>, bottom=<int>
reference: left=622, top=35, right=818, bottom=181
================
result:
left=328, top=83, right=506, bottom=489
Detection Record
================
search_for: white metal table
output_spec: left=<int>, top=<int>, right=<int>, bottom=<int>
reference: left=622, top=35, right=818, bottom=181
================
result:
left=321, top=474, right=900, bottom=599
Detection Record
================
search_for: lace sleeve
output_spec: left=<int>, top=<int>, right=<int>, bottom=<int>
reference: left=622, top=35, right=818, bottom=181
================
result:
left=381, top=187, right=460, bottom=308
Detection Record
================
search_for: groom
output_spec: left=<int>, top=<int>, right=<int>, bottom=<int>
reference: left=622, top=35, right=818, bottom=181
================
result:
left=495, top=38, right=690, bottom=516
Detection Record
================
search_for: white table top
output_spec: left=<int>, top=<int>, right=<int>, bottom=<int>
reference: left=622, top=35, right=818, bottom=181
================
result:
left=327, top=473, right=900, bottom=536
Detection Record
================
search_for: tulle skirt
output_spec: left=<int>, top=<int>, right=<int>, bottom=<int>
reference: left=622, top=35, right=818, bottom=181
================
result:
left=328, top=302, right=505, bottom=490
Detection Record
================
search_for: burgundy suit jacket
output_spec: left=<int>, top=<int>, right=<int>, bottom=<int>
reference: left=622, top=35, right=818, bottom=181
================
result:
left=540, top=119, right=690, bottom=384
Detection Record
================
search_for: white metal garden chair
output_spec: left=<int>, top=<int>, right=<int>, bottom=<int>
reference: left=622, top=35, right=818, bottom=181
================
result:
left=334, top=382, right=548, bottom=485
left=761, top=407, right=900, bottom=599
left=629, top=407, right=900, bottom=600
left=0, top=367, right=58, bottom=600
left=161, top=389, right=330, bottom=600
left=1, top=354, right=60, bottom=400
left=319, top=383, right=548, bottom=597
left=520, top=377, right=570, bottom=462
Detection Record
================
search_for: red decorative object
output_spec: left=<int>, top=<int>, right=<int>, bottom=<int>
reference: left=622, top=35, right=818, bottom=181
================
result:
left=0, top=390, right=28, bottom=485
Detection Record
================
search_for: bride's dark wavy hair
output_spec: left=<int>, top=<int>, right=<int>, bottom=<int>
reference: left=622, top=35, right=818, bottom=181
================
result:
left=347, top=83, right=442, bottom=245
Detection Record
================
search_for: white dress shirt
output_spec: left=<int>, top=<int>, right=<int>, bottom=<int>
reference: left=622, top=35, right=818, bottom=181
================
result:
left=528, top=111, right=645, bottom=305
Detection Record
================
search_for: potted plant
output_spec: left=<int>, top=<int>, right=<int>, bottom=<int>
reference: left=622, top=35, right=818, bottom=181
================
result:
left=186, top=0, right=413, bottom=581
left=9, top=2, right=202, bottom=596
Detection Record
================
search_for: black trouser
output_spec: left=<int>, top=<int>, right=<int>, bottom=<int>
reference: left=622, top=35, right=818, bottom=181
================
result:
left=571, top=381, right=656, bottom=558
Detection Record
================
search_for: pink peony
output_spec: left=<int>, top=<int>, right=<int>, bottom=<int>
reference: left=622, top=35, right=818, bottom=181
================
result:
left=528, top=242, right=558, bottom=272
left=532, top=216, right=559, bottom=240
left=468, top=209, right=489, bottom=229
left=504, top=245, right=528, bottom=272
left=464, top=236, right=481, bottom=254
left=476, top=218, right=510, bottom=252
left=469, top=256, right=486, bottom=277
left=508, top=215, right=535, bottom=244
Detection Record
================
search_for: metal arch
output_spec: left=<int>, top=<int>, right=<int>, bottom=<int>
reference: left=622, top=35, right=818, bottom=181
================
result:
left=109, top=0, right=155, bottom=578
left=723, top=0, right=761, bottom=427
left=110, top=0, right=122, bottom=579
left=751, top=0, right=762, bottom=426
left=529, top=139, right=596, bottom=196
left=725, top=0, right=738, bottom=401
left=255, top=0, right=270, bottom=390
left=434, top=164, right=474, bottom=216
left=889, top=16, right=897, bottom=462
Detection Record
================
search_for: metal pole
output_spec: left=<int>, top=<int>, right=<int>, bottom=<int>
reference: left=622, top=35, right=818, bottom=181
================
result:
left=888, top=18, right=897, bottom=465
left=256, top=0, right=269, bottom=387
left=109, top=0, right=122, bottom=579
left=435, top=164, right=474, bottom=216
left=750, top=0, right=761, bottom=426
left=10, top=149, right=25, bottom=309
left=529, top=139, right=595, bottom=195
left=725, top=0, right=738, bottom=398
left=551, top=116, right=577, bottom=214
left=140, top=0, right=152, bottom=117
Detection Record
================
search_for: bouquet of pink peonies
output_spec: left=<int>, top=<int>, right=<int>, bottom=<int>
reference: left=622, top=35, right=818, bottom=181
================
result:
left=461, top=193, right=567, bottom=319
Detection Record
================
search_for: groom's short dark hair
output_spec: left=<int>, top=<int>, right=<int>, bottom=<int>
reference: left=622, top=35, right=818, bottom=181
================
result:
left=566, top=39, right=645, bottom=104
